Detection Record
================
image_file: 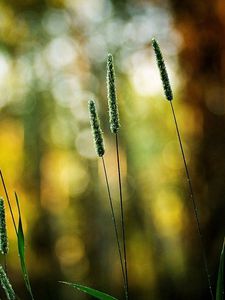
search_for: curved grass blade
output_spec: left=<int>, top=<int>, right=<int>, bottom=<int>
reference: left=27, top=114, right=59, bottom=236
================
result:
left=15, top=193, right=34, bottom=300
left=59, top=281, right=119, bottom=300
left=216, top=239, right=224, bottom=300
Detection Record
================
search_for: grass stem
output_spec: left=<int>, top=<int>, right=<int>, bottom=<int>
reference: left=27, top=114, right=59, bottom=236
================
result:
left=115, top=133, right=129, bottom=300
left=101, top=156, right=127, bottom=298
left=0, top=171, right=17, bottom=235
left=170, top=101, right=214, bottom=300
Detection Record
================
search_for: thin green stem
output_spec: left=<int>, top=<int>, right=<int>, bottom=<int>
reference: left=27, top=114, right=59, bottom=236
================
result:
left=101, top=156, right=127, bottom=297
left=0, top=170, right=17, bottom=235
left=170, top=101, right=214, bottom=300
left=115, top=133, right=129, bottom=300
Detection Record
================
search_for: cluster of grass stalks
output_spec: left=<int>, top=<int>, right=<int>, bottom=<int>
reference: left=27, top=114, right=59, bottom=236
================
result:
left=66, top=39, right=223, bottom=300
left=0, top=39, right=224, bottom=300
left=0, top=171, right=34, bottom=300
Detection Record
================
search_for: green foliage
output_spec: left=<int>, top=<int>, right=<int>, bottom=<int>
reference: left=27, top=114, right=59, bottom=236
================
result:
left=88, top=99, right=105, bottom=157
left=0, top=265, right=16, bottom=300
left=60, top=281, right=119, bottom=300
left=107, top=53, right=120, bottom=134
left=0, top=198, right=9, bottom=255
left=151, top=38, right=173, bottom=101
left=216, top=239, right=224, bottom=300
left=15, top=193, right=34, bottom=300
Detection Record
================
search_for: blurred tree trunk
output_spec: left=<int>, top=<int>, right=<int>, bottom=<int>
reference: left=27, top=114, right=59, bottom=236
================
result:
left=23, top=86, right=63, bottom=300
left=168, top=1, right=225, bottom=298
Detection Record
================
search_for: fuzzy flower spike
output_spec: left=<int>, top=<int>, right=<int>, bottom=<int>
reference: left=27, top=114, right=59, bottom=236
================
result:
left=0, top=265, right=15, bottom=300
left=107, top=53, right=120, bottom=133
left=151, top=38, right=173, bottom=101
left=88, top=99, right=105, bottom=157
left=0, top=198, right=8, bottom=255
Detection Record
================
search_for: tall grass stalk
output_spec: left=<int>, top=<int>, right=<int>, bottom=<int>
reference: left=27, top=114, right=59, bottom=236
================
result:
left=0, top=171, right=34, bottom=299
left=115, top=132, right=129, bottom=300
left=152, top=37, right=214, bottom=300
left=0, top=198, right=9, bottom=272
left=0, top=265, right=16, bottom=300
left=0, top=171, right=17, bottom=235
left=169, top=101, right=214, bottom=299
left=107, top=54, right=129, bottom=300
left=88, top=99, right=126, bottom=297
left=101, top=156, right=126, bottom=287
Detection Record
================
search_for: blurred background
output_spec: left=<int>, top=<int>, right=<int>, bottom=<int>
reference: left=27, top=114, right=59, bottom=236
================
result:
left=0, top=0, right=224, bottom=299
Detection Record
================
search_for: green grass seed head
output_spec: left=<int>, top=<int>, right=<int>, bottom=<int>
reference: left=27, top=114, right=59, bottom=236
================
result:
left=151, top=38, right=173, bottom=101
left=0, top=198, right=8, bottom=255
left=0, top=265, right=16, bottom=300
left=88, top=99, right=105, bottom=157
left=107, top=53, right=120, bottom=134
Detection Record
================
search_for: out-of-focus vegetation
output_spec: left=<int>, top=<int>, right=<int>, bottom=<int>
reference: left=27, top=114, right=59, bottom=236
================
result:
left=0, top=0, right=224, bottom=299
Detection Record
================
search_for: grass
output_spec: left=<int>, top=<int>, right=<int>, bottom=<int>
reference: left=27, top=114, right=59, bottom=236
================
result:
left=107, top=53, right=129, bottom=300
left=0, top=172, right=34, bottom=300
left=88, top=99, right=126, bottom=297
left=0, top=39, right=224, bottom=300
left=216, top=239, right=224, bottom=300
left=152, top=37, right=215, bottom=300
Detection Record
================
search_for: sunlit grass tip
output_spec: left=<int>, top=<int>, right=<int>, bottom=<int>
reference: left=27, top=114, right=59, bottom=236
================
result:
left=0, top=198, right=8, bottom=255
left=88, top=99, right=105, bottom=157
left=0, top=265, right=15, bottom=300
left=107, top=53, right=120, bottom=134
left=151, top=38, right=173, bottom=101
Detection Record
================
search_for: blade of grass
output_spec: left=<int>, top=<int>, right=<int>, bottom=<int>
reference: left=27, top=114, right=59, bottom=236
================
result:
left=59, top=281, right=119, bottom=300
left=15, top=192, right=34, bottom=300
left=216, top=238, right=224, bottom=300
